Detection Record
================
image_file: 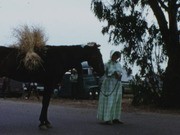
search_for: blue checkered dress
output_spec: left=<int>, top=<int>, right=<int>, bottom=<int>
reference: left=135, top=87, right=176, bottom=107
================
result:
left=97, top=61, right=122, bottom=122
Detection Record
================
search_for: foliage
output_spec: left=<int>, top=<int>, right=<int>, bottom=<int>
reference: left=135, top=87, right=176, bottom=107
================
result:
left=130, top=74, right=163, bottom=106
left=91, top=0, right=170, bottom=75
left=91, top=0, right=180, bottom=106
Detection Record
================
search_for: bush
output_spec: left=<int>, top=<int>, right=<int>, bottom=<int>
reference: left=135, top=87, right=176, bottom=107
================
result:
left=130, top=75, right=162, bottom=106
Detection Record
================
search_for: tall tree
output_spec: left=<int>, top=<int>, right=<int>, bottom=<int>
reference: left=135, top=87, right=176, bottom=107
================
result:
left=91, top=0, right=180, bottom=107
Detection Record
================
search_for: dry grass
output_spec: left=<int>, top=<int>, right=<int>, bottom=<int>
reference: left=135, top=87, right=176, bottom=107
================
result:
left=23, top=51, right=43, bottom=71
left=12, top=25, right=47, bottom=71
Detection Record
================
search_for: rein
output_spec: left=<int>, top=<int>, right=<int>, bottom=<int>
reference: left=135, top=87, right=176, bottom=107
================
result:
left=100, top=79, right=119, bottom=97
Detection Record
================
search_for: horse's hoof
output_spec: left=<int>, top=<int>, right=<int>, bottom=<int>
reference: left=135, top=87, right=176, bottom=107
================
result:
left=39, top=124, right=48, bottom=130
left=46, top=123, right=53, bottom=128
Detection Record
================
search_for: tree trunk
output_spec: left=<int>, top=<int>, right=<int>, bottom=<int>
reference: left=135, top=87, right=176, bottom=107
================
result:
left=162, top=47, right=180, bottom=107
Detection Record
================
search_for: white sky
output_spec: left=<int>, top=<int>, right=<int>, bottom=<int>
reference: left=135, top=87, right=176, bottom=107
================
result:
left=0, top=0, right=120, bottom=63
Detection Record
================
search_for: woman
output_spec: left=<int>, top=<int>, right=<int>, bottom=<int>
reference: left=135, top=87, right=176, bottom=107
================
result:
left=70, top=68, right=78, bottom=99
left=97, top=50, right=123, bottom=124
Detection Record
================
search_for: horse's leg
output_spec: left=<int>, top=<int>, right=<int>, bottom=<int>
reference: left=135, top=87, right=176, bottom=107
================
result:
left=39, top=84, right=53, bottom=129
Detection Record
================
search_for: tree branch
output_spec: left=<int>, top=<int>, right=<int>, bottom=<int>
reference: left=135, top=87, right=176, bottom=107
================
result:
left=148, top=0, right=169, bottom=51
left=157, top=0, right=168, bottom=11
left=177, top=4, right=180, bottom=8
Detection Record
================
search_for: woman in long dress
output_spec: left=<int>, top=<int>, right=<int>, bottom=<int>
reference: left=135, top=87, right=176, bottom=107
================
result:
left=97, top=50, right=123, bottom=124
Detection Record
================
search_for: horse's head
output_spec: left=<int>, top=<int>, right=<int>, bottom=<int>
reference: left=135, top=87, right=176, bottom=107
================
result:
left=84, top=42, right=105, bottom=76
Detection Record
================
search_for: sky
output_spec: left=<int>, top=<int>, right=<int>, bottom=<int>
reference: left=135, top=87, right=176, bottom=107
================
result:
left=0, top=0, right=120, bottom=63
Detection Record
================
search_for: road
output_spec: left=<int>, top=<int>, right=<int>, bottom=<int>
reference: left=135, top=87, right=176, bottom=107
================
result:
left=0, top=99, right=180, bottom=135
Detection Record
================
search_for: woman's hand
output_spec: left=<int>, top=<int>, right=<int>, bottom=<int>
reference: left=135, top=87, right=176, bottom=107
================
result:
left=114, top=71, right=122, bottom=80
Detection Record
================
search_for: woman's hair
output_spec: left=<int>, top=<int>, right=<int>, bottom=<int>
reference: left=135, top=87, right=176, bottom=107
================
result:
left=112, top=51, right=121, bottom=58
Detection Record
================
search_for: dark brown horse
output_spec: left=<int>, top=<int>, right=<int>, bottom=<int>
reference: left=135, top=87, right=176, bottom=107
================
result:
left=0, top=43, right=104, bottom=129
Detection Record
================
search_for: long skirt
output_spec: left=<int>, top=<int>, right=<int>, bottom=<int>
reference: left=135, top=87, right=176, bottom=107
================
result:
left=97, top=77, right=122, bottom=122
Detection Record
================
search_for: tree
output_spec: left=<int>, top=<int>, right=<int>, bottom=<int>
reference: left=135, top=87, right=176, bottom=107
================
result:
left=91, top=0, right=180, bottom=107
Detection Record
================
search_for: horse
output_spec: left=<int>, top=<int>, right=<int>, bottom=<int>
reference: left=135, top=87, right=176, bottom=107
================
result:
left=0, top=42, right=105, bottom=129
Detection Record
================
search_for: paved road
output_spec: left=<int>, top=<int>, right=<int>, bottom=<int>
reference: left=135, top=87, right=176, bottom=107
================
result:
left=0, top=99, right=180, bottom=135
